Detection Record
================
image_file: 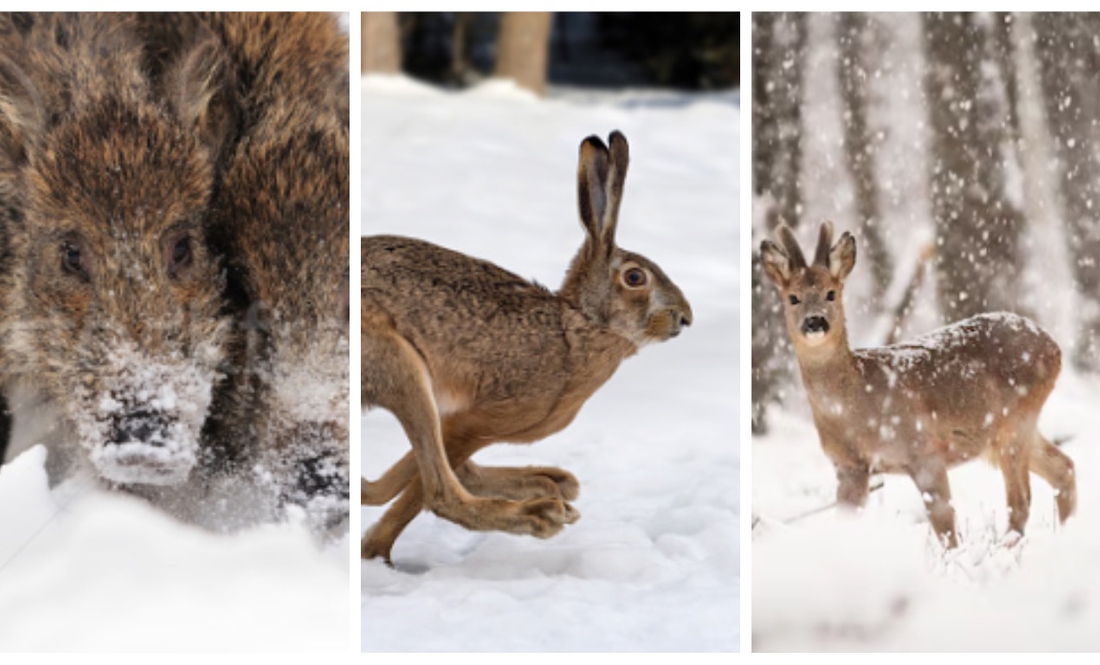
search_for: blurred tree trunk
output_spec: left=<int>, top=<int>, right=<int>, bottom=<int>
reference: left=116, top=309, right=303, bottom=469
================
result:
left=450, top=13, right=475, bottom=84
left=837, top=12, right=890, bottom=308
left=494, top=12, right=553, bottom=96
left=362, top=12, right=402, bottom=74
left=1035, top=13, right=1100, bottom=371
left=923, top=12, right=1025, bottom=323
left=752, top=12, right=807, bottom=434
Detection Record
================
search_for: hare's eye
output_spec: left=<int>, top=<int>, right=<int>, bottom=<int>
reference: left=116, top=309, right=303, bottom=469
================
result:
left=60, top=241, right=89, bottom=281
left=826, top=290, right=836, bottom=302
left=623, top=267, right=647, bottom=288
left=788, top=294, right=800, bottom=305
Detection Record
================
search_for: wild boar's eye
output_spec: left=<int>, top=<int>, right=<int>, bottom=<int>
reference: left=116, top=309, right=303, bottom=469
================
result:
left=60, top=242, right=88, bottom=281
left=170, top=236, right=193, bottom=276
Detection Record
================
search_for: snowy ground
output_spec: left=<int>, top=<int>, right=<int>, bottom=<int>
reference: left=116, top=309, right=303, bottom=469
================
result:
left=753, top=369, right=1100, bottom=651
left=361, top=75, right=739, bottom=652
left=0, top=446, right=349, bottom=650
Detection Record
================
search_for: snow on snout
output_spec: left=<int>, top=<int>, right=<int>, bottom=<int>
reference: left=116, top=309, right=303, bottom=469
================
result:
left=75, top=343, right=218, bottom=486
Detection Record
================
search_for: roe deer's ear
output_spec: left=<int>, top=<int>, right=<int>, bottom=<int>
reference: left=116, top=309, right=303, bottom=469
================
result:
left=829, top=232, right=857, bottom=281
left=0, top=54, right=45, bottom=163
left=578, top=134, right=611, bottom=253
left=165, top=34, right=239, bottom=163
left=813, top=221, right=834, bottom=267
left=760, top=239, right=792, bottom=288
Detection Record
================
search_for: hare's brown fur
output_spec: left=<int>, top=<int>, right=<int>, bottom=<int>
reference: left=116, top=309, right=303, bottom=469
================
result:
left=363, top=132, right=692, bottom=562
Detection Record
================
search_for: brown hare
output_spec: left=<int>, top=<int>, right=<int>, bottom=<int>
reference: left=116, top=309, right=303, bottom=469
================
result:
left=362, top=131, right=693, bottom=562
left=760, top=222, right=1075, bottom=547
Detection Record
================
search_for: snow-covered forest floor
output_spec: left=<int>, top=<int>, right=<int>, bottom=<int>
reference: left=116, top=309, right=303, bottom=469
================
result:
left=0, top=446, right=349, bottom=650
left=361, top=75, right=739, bottom=652
left=753, top=372, right=1100, bottom=651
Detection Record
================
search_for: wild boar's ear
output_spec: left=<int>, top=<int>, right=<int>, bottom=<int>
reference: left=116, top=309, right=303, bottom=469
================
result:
left=0, top=53, right=46, bottom=163
left=166, top=34, right=239, bottom=164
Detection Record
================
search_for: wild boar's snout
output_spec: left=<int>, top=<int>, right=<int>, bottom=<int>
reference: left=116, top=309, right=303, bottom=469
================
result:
left=109, top=409, right=172, bottom=447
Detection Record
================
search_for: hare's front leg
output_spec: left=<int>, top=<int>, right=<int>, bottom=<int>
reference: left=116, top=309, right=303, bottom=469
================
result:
left=363, top=325, right=574, bottom=557
left=457, top=460, right=580, bottom=502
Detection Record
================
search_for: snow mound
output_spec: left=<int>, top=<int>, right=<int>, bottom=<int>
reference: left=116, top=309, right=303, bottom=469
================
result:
left=0, top=446, right=348, bottom=651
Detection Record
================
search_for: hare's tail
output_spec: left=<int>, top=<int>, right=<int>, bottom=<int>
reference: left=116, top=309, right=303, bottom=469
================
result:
left=361, top=451, right=417, bottom=506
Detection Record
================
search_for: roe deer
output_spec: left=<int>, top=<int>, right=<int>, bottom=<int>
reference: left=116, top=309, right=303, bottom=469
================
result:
left=362, top=131, right=693, bottom=562
left=760, top=222, right=1075, bottom=547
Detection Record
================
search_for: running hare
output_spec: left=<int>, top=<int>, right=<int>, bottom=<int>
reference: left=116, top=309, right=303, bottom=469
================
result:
left=362, top=131, right=693, bottom=562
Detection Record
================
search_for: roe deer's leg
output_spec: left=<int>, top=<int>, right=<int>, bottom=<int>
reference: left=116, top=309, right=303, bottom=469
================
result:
left=909, top=459, right=958, bottom=548
left=997, top=436, right=1032, bottom=535
left=836, top=464, right=870, bottom=508
left=1029, top=435, right=1076, bottom=523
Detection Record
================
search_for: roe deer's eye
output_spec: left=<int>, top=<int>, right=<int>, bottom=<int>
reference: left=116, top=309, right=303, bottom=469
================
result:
left=788, top=294, right=801, bottom=305
left=623, top=267, right=647, bottom=288
left=826, top=290, right=836, bottom=302
left=169, top=235, right=193, bottom=277
left=60, top=241, right=88, bottom=281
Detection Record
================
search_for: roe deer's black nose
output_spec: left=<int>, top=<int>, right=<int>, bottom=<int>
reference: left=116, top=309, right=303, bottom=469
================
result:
left=802, top=316, right=829, bottom=335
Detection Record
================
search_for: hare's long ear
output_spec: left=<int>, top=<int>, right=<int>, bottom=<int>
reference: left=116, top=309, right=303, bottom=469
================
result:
left=163, top=31, right=239, bottom=164
left=0, top=53, right=46, bottom=164
left=578, top=134, right=610, bottom=250
left=602, top=130, right=629, bottom=251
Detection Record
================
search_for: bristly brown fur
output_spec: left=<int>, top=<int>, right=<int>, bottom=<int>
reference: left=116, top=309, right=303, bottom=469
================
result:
left=362, top=131, right=693, bottom=562
left=135, top=13, right=350, bottom=533
left=0, top=13, right=234, bottom=486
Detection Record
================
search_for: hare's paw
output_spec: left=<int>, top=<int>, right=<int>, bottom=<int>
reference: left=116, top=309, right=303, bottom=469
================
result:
left=516, top=496, right=575, bottom=538
left=536, top=467, right=579, bottom=501
left=362, top=531, right=395, bottom=564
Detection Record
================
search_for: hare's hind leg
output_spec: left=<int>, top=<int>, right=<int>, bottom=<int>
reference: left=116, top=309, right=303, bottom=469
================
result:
left=362, top=325, right=574, bottom=551
left=458, top=461, right=580, bottom=502
left=362, top=451, right=417, bottom=506
left=1030, top=435, right=1076, bottom=523
left=362, top=479, right=423, bottom=562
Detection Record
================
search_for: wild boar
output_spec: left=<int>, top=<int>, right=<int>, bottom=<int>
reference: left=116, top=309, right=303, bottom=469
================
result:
left=0, top=13, right=236, bottom=487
